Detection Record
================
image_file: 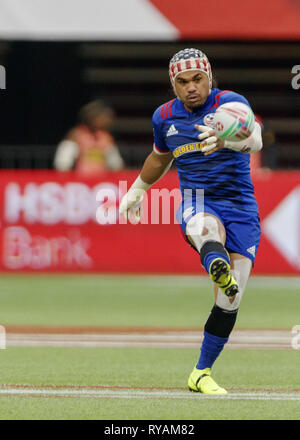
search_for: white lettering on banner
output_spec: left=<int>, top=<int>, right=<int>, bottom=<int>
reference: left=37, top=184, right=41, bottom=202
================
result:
left=4, top=182, right=120, bottom=225
left=262, top=185, right=300, bottom=269
left=95, top=183, right=118, bottom=225
left=65, top=183, right=93, bottom=224
left=3, top=227, right=93, bottom=269
left=39, top=183, right=64, bottom=224
left=5, top=183, right=39, bottom=223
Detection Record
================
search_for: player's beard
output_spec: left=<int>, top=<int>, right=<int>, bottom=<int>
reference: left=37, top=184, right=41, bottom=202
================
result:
left=184, top=95, right=206, bottom=111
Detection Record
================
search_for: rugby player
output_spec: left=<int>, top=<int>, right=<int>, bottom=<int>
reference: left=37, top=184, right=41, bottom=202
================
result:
left=119, top=48, right=262, bottom=394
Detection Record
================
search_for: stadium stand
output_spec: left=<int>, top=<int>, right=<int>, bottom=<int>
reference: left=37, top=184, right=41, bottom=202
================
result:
left=0, top=41, right=299, bottom=169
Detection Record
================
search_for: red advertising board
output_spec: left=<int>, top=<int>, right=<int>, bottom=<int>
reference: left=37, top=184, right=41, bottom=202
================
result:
left=150, top=0, right=300, bottom=40
left=0, top=170, right=299, bottom=274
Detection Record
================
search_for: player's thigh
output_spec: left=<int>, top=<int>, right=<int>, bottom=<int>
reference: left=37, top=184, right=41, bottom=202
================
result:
left=224, top=208, right=261, bottom=263
left=186, top=212, right=226, bottom=249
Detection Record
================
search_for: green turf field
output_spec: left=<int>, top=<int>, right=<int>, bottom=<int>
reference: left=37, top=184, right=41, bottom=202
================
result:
left=0, top=274, right=299, bottom=420
left=0, top=274, right=299, bottom=328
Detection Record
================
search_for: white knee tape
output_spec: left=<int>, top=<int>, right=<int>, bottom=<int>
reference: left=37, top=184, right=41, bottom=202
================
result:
left=186, top=213, right=220, bottom=253
left=216, top=258, right=252, bottom=311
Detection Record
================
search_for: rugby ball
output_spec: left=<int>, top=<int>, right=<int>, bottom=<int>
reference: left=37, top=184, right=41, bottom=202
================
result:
left=213, top=102, right=255, bottom=142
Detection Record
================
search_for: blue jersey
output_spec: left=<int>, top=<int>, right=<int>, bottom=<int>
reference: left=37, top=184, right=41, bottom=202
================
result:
left=152, top=88, right=258, bottom=210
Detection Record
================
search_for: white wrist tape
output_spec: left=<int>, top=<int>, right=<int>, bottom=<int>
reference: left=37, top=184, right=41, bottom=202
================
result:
left=224, top=121, right=263, bottom=153
left=130, top=175, right=152, bottom=192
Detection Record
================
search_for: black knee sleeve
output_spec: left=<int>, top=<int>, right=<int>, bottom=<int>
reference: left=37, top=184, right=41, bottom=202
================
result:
left=199, top=240, right=228, bottom=266
left=204, top=304, right=238, bottom=338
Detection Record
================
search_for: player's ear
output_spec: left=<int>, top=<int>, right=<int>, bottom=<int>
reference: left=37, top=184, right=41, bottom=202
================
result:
left=212, top=74, right=218, bottom=88
left=171, top=81, right=178, bottom=98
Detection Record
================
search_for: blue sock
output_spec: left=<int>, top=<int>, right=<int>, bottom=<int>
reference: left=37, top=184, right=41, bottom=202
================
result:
left=202, top=251, right=230, bottom=274
left=196, top=331, right=229, bottom=370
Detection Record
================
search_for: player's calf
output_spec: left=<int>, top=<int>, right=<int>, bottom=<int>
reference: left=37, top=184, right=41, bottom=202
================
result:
left=191, top=304, right=238, bottom=381
left=216, top=256, right=252, bottom=310
left=194, top=257, right=251, bottom=375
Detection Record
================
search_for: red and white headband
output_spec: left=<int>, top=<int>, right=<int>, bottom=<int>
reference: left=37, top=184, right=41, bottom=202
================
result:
left=169, top=48, right=212, bottom=89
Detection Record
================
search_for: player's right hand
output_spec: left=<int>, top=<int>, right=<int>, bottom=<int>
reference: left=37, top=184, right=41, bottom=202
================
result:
left=195, top=125, right=225, bottom=156
left=119, top=188, right=145, bottom=223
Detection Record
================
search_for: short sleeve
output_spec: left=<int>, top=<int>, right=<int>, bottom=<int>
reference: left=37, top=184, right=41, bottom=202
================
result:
left=152, top=107, right=170, bottom=155
left=219, top=91, right=252, bottom=109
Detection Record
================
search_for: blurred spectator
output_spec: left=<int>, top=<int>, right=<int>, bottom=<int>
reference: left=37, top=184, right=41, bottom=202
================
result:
left=250, top=115, right=279, bottom=172
left=54, top=100, right=124, bottom=174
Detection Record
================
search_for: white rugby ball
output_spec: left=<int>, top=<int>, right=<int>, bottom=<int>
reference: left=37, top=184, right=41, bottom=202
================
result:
left=213, top=102, right=255, bottom=142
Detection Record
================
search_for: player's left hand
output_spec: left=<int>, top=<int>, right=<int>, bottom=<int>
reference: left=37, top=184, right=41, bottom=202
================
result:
left=119, top=188, right=144, bottom=224
left=195, top=125, right=225, bottom=156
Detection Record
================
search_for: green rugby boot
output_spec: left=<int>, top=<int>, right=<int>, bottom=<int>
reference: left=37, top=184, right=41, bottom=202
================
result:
left=188, top=367, right=227, bottom=395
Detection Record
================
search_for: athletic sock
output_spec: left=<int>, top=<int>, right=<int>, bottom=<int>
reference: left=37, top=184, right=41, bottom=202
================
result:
left=199, top=240, right=230, bottom=274
left=196, top=304, right=238, bottom=370
left=196, top=331, right=228, bottom=370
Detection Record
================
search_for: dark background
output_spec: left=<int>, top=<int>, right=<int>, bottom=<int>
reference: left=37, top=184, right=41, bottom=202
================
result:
left=0, top=41, right=299, bottom=169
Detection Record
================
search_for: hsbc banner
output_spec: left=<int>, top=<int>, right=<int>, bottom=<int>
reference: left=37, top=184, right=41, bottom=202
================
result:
left=0, top=170, right=299, bottom=274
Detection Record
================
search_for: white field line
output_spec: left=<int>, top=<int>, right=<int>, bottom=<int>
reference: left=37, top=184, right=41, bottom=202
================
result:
left=6, top=330, right=292, bottom=349
left=0, top=387, right=299, bottom=401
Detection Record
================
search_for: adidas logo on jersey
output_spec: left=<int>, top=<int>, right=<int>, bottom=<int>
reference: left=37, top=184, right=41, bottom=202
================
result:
left=167, top=124, right=178, bottom=137
left=247, top=245, right=256, bottom=257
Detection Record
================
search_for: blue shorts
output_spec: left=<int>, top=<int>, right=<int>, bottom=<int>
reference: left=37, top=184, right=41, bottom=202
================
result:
left=176, top=195, right=261, bottom=263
